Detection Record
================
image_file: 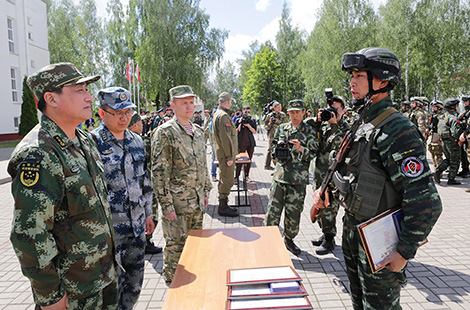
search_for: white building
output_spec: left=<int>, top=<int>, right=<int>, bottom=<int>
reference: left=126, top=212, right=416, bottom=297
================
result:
left=1, top=0, right=49, bottom=139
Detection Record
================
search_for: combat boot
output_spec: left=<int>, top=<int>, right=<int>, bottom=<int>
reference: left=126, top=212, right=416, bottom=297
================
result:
left=447, top=179, right=461, bottom=185
left=315, top=234, right=335, bottom=255
left=145, top=240, right=162, bottom=254
left=284, top=237, right=301, bottom=256
left=311, top=234, right=324, bottom=247
left=218, top=198, right=238, bottom=217
left=433, top=169, right=442, bottom=184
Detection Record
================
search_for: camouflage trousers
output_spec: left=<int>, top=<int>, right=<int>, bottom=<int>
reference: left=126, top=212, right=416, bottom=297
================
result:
left=35, top=281, right=119, bottom=310
left=218, top=160, right=235, bottom=199
left=436, top=139, right=461, bottom=180
left=116, top=233, right=146, bottom=310
left=263, top=181, right=306, bottom=240
left=162, top=209, right=204, bottom=286
left=427, top=142, right=443, bottom=168
left=343, top=212, right=405, bottom=310
left=318, top=201, right=339, bottom=237
left=265, top=131, right=276, bottom=167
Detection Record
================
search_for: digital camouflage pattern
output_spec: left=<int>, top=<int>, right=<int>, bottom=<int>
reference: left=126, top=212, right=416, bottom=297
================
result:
left=310, top=118, right=350, bottom=238
left=91, top=124, right=152, bottom=309
left=26, top=62, right=100, bottom=101
left=436, top=110, right=462, bottom=180
left=336, top=96, right=442, bottom=309
left=152, top=117, right=211, bottom=285
left=264, top=121, right=319, bottom=239
left=8, top=115, right=117, bottom=307
left=213, top=106, right=237, bottom=199
left=98, top=87, right=136, bottom=110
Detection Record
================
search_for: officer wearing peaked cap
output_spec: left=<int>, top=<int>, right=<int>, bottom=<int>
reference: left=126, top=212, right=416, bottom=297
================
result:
left=8, top=63, right=118, bottom=309
left=92, top=86, right=155, bottom=309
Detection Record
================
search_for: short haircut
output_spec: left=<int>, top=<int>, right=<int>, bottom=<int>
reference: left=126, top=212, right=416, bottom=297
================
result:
left=38, top=88, right=63, bottom=113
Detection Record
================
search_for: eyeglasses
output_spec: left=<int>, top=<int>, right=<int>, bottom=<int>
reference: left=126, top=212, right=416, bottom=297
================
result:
left=103, top=109, right=133, bottom=118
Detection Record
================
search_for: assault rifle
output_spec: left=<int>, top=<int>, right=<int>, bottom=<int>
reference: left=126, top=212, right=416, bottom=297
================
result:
left=310, top=96, right=373, bottom=223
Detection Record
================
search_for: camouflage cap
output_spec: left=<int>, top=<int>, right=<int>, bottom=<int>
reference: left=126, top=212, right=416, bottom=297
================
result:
left=98, top=87, right=136, bottom=110
left=128, top=111, right=142, bottom=128
left=287, top=99, right=305, bottom=111
left=218, top=92, right=231, bottom=103
left=169, top=85, right=196, bottom=99
left=27, top=62, right=100, bottom=101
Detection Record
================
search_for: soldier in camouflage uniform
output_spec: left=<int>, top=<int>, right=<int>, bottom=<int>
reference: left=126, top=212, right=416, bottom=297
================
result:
left=312, top=48, right=442, bottom=309
left=459, top=96, right=470, bottom=192
left=307, top=96, right=350, bottom=255
left=92, top=87, right=154, bottom=310
left=263, top=99, right=319, bottom=256
left=128, top=112, right=162, bottom=255
left=343, top=107, right=358, bottom=127
left=213, top=92, right=239, bottom=217
left=409, top=97, right=428, bottom=137
left=264, top=101, right=288, bottom=170
left=9, top=63, right=118, bottom=309
left=400, top=101, right=411, bottom=118
left=425, top=100, right=444, bottom=169
left=152, top=85, right=212, bottom=286
left=434, top=98, right=463, bottom=185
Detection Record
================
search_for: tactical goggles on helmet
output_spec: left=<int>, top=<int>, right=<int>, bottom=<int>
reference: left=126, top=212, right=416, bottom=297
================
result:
left=341, top=53, right=400, bottom=75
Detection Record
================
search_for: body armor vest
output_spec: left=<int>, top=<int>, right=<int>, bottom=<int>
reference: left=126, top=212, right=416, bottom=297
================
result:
left=332, top=109, right=402, bottom=221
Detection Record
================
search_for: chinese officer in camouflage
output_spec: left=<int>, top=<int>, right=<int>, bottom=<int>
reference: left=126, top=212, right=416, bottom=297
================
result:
left=127, top=111, right=162, bottom=255
left=263, top=99, right=319, bottom=256
left=312, top=47, right=442, bottom=309
left=9, top=63, right=118, bottom=309
left=307, top=95, right=350, bottom=255
left=152, top=85, right=212, bottom=286
left=425, top=100, right=444, bottom=169
left=213, top=92, right=239, bottom=217
left=264, top=101, right=288, bottom=170
left=434, top=98, right=463, bottom=185
left=92, top=87, right=154, bottom=310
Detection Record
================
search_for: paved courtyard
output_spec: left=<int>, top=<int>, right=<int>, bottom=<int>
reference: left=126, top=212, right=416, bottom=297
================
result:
left=1, top=134, right=470, bottom=309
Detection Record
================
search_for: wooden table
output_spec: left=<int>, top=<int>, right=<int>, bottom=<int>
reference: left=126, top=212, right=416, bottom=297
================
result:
left=162, top=226, right=293, bottom=310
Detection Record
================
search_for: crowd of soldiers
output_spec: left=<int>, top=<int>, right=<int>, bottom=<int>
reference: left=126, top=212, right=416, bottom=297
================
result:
left=399, top=96, right=470, bottom=189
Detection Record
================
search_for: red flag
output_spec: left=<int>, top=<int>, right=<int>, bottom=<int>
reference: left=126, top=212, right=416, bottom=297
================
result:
left=127, top=60, right=133, bottom=81
left=136, top=64, right=141, bottom=83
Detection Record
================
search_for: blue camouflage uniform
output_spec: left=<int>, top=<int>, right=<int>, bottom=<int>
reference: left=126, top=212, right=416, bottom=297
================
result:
left=92, top=87, right=153, bottom=310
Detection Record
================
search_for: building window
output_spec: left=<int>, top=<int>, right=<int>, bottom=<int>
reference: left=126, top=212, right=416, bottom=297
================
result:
left=28, top=32, right=33, bottom=41
left=7, top=17, right=15, bottom=53
left=11, top=68, right=18, bottom=102
left=14, top=117, right=19, bottom=129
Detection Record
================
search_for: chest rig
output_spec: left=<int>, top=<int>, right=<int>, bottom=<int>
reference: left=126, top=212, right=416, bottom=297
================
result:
left=332, top=108, right=402, bottom=221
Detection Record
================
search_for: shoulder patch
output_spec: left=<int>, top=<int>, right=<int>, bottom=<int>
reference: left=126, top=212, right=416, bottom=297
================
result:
left=225, top=122, right=231, bottom=126
left=401, top=156, right=424, bottom=178
left=54, top=135, right=66, bottom=148
left=19, top=162, right=41, bottom=187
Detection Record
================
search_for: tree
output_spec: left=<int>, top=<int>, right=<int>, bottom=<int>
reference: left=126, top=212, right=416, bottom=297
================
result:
left=275, top=2, right=306, bottom=104
left=19, top=77, right=39, bottom=137
left=214, top=61, right=241, bottom=108
left=129, top=0, right=227, bottom=104
left=242, top=44, right=282, bottom=110
left=300, top=0, right=377, bottom=106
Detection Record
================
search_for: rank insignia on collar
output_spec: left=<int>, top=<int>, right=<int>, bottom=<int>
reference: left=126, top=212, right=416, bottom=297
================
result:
left=19, top=162, right=41, bottom=187
left=70, top=165, right=80, bottom=173
left=54, top=135, right=66, bottom=148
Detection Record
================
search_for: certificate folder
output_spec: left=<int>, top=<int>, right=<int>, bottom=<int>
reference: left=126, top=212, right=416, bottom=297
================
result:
left=357, top=208, right=427, bottom=273
left=227, top=282, right=307, bottom=300
left=227, top=266, right=301, bottom=286
left=226, top=296, right=313, bottom=310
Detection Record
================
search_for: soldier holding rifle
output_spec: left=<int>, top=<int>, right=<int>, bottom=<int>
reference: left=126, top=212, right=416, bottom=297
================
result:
left=311, top=47, right=442, bottom=309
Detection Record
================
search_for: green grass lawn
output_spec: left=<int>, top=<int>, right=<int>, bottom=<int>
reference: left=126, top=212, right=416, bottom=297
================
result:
left=0, top=141, right=20, bottom=148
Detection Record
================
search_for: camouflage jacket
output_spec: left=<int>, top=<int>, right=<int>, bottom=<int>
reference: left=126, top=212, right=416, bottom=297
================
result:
left=309, top=118, right=350, bottom=187
left=264, top=111, right=288, bottom=135
left=152, top=117, right=212, bottom=215
left=213, top=106, right=238, bottom=162
left=91, top=125, right=152, bottom=238
left=345, top=96, right=442, bottom=260
left=8, top=115, right=116, bottom=306
left=410, top=109, right=428, bottom=135
left=272, top=121, right=319, bottom=185
left=437, top=110, right=462, bottom=140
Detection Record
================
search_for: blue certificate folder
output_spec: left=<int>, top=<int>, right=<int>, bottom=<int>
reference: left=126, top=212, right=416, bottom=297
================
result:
left=357, top=208, right=427, bottom=273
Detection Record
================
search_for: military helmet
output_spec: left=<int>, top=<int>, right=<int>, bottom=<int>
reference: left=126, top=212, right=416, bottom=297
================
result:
left=430, top=100, right=443, bottom=109
left=444, top=98, right=459, bottom=109
left=402, top=100, right=411, bottom=107
left=341, top=47, right=401, bottom=87
left=462, top=96, right=470, bottom=102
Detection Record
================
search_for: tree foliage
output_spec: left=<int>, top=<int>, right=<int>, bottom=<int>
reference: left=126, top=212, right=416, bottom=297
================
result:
left=19, top=77, right=39, bottom=137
